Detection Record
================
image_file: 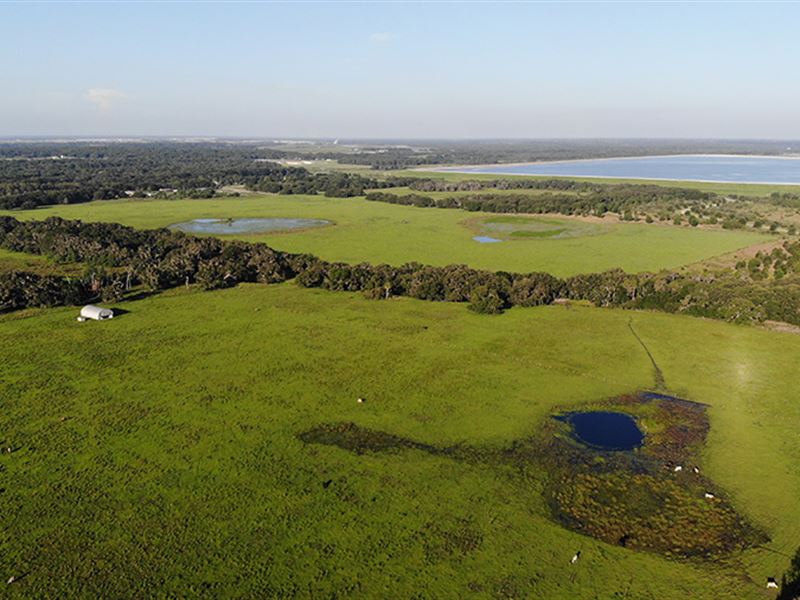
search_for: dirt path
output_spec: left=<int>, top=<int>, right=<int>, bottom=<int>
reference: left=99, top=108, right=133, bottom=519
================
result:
left=628, top=318, right=666, bottom=390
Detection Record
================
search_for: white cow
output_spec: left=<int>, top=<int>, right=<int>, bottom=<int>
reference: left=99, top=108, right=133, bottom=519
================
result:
left=766, top=577, right=779, bottom=589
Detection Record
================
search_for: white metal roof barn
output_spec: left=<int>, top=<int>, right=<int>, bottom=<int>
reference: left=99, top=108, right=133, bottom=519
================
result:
left=77, top=305, right=114, bottom=322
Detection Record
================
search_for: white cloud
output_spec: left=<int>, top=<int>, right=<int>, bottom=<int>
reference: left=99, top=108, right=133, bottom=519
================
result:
left=369, top=32, right=394, bottom=44
left=85, top=88, right=126, bottom=111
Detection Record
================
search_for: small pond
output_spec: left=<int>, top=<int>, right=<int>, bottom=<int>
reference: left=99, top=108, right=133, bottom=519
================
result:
left=473, top=235, right=503, bottom=243
left=558, top=411, right=644, bottom=451
left=170, top=217, right=331, bottom=235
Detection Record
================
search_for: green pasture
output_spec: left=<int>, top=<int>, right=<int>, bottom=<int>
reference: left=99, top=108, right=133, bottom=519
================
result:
left=0, top=195, right=769, bottom=277
left=0, top=248, right=83, bottom=276
left=1, top=284, right=798, bottom=598
left=475, top=215, right=602, bottom=240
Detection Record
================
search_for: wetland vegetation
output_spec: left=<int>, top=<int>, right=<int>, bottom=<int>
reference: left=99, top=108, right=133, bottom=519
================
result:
left=300, top=392, right=767, bottom=560
left=169, top=217, right=332, bottom=235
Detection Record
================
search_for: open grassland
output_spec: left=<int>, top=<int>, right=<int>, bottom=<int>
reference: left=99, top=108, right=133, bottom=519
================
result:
left=0, top=195, right=769, bottom=277
left=388, top=168, right=800, bottom=197
left=471, top=215, right=604, bottom=240
left=0, top=249, right=51, bottom=274
left=1, top=284, right=799, bottom=598
left=0, top=248, right=83, bottom=276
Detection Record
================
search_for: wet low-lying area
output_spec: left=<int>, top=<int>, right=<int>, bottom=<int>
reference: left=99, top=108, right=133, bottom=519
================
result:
left=555, top=410, right=644, bottom=451
left=298, top=391, right=767, bottom=559
left=170, top=217, right=331, bottom=235
left=543, top=393, right=766, bottom=557
left=298, top=422, right=443, bottom=455
left=471, top=215, right=605, bottom=241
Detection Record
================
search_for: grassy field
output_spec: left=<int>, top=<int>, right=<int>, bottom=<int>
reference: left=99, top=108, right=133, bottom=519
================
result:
left=1, top=283, right=798, bottom=598
left=0, top=195, right=769, bottom=277
left=471, top=215, right=604, bottom=240
left=0, top=248, right=84, bottom=276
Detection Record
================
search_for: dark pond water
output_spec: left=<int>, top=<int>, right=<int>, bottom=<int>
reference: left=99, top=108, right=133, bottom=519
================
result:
left=170, top=217, right=331, bottom=235
left=562, top=411, right=644, bottom=451
left=438, top=155, right=800, bottom=184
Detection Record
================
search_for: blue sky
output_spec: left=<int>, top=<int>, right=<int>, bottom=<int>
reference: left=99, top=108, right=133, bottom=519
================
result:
left=1, top=2, right=799, bottom=138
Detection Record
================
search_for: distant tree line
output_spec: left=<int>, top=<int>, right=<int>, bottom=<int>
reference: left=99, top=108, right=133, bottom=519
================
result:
left=0, top=143, right=262, bottom=209
left=0, top=143, right=417, bottom=210
left=3, top=216, right=800, bottom=326
left=4, top=142, right=795, bottom=234
left=366, top=183, right=710, bottom=218
left=241, top=171, right=409, bottom=197
left=368, top=180, right=800, bottom=233
left=282, top=139, right=800, bottom=170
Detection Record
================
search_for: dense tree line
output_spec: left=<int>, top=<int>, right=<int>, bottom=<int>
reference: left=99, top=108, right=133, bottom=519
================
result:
left=3, top=216, right=800, bottom=326
left=242, top=171, right=411, bottom=198
left=0, top=143, right=272, bottom=209
left=0, top=271, right=93, bottom=312
left=778, top=545, right=800, bottom=600
left=367, top=182, right=713, bottom=218
left=369, top=181, right=800, bottom=234
left=4, top=142, right=794, bottom=235
left=0, top=143, right=416, bottom=210
left=407, top=177, right=709, bottom=198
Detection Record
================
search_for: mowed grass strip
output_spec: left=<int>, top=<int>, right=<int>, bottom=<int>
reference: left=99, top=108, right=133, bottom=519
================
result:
left=1, top=284, right=799, bottom=598
left=1, top=195, right=769, bottom=276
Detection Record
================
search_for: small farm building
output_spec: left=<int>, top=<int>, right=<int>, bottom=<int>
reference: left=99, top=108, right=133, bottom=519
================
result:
left=78, top=305, right=114, bottom=322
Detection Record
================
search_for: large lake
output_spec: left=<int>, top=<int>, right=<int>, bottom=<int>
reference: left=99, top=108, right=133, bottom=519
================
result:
left=436, top=155, right=800, bottom=184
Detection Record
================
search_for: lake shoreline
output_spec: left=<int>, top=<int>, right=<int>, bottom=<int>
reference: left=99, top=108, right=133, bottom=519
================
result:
left=418, top=153, right=800, bottom=185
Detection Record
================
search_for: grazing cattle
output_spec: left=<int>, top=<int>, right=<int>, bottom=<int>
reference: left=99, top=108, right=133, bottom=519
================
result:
left=570, top=551, right=581, bottom=564
left=766, top=577, right=779, bottom=589
left=357, top=397, right=365, bottom=404
left=673, top=465, right=683, bottom=472
left=704, top=492, right=715, bottom=500
left=6, top=576, right=15, bottom=585
left=692, top=466, right=700, bottom=474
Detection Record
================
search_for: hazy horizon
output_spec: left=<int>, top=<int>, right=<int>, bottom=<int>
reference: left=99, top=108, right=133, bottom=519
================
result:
left=2, top=2, right=800, bottom=138
left=2, top=136, right=800, bottom=146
